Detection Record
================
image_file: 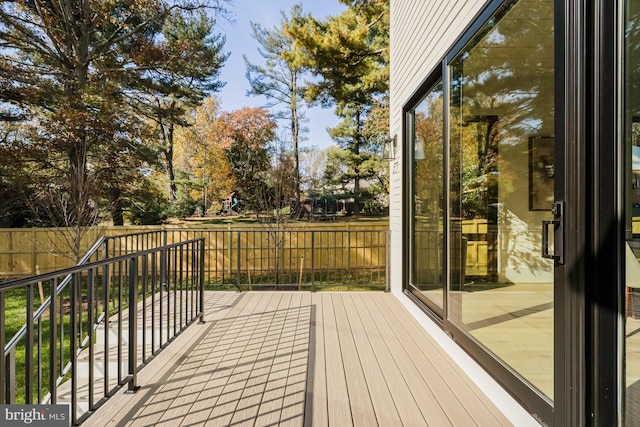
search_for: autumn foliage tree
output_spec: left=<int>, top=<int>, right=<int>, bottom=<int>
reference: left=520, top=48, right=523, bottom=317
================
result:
left=174, top=97, right=235, bottom=213
left=217, top=107, right=277, bottom=214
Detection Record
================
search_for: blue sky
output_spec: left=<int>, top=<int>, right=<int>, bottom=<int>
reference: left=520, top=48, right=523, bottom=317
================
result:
left=216, top=1, right=347, bottom=149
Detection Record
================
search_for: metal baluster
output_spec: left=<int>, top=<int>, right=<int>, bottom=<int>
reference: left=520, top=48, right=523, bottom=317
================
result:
left=49, top=278, right=57, bottom=404
left=26, top=284, right=34, bottom=403
left=127, top=258, right=139, bottom=393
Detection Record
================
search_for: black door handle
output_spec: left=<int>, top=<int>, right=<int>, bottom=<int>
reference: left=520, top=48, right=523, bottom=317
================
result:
left=542, top=201, right=564, bottom=264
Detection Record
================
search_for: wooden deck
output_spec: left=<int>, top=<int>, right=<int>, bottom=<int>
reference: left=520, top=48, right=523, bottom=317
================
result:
left=88, top=291, right=527, bottom=426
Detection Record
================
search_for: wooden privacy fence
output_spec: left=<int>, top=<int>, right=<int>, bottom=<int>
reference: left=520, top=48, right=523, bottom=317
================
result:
left=0, top=224, right=389, bottom=289
left=412, top=218, right=490, bottom=283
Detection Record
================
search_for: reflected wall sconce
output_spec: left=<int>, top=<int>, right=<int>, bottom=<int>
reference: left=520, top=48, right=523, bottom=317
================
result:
left=382, top=134, right=398, bottom=160
left=414, top=137, right=425, bottom=160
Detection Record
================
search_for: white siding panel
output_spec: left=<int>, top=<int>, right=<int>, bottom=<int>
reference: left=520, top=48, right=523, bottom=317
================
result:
left=389, top=1, right=486, bottom=294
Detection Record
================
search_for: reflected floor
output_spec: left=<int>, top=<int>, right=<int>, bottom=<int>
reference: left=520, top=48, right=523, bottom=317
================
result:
left=626, top=318, right=640, bottom=425
left=422, top=282, right=554, bottom=399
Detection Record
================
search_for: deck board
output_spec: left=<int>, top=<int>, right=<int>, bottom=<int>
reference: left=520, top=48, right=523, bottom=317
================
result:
left=376, top=294, right=512, bottom=426
left=340, top=294, right=404, bottom=427
left=205, top=293, right=284, bottom=427
left=349, top=293, right=429, bottom=427
left=88, top=291, right=521, bottom=427
left=322, top=293, right=353, bottom=427
left=303, top=294, right=328, bottom=427
left=367, top=293, right=467, bottom=426
left=344, top=295, right=452, bottom=426
left=280, top=292, right=311, bottom=427
left=250, top=293, right=298, bottom=427
left=331, top=294, right=378, bottom=427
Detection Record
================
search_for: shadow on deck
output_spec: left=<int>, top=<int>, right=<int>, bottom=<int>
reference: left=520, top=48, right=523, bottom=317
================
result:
left=87, top=291, right=535, bottom=427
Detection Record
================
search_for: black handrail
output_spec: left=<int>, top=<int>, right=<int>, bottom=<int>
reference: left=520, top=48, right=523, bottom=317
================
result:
left=0, top=236, right=205, bottom=425
left=2, top=231, right=166, bottom=362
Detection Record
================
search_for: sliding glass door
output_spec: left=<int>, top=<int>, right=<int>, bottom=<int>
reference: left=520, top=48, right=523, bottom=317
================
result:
left=406, top=1, right=558, bottom=419
left=409, top=80, right=445, bottom=313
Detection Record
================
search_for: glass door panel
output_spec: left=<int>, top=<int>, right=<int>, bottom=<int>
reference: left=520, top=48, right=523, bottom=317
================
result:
left=410, top=81, right=445, bottom=310
left=448, top=0, right=555, bottom=399
left=625, top=1, right=640, bottom=422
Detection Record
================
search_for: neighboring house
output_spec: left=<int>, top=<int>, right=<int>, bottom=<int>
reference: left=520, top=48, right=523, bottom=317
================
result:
left=389, top=0, right=638, bottom=425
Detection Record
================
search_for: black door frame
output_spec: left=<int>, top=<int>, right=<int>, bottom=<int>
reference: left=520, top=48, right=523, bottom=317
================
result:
left=583, top=0, right=624, bottom=425
left=553, top=0, right=584, bottom=423
left=401, top=0, right=626, bottom=425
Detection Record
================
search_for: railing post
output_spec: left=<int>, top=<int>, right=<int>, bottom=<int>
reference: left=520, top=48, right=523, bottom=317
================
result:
left=161, top=245, right=167, bottom=293
left=0, top=291, right=4, bottom=404
left=87, top=269, right=95, bottom=409
left=7, top=347, right=15, bottom=403
left=237, top=231, right=241, bottom=290
left=161, top=229, right=168, bottom=292
left=127, top=257, right=140, bottom=393
left=49, top=279, right=57, bottom=404
left=386, top=230, right=391, bottom=292
left=70, top=274, right=77, bottom=424
left=199, top=239, right=205, bottom=324
left=102, top=239, right=108, bottom=261
left=311, top=231, right=316, bottom=292
left=25, top=283, right=33, bottom=403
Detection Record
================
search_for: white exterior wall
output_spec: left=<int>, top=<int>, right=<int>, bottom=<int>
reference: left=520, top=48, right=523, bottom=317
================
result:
left=388, top=2, right=540, bottom=425
left=389, top=1, right=484, bottom=296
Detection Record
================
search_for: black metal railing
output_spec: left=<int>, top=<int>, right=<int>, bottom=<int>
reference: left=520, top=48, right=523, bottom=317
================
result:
left=0, top=237, right=205, bottom=425
left=162, top=229, right=390, bottom=291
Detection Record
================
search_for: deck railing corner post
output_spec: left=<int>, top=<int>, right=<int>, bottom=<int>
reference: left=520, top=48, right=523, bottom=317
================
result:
left=386, top=230, right=391, bottom=293
left=199, top=238, right=205, bottom=324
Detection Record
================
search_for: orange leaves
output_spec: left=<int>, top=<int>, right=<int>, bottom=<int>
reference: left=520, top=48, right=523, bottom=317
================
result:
left=218, top=107, right=276, bottom=151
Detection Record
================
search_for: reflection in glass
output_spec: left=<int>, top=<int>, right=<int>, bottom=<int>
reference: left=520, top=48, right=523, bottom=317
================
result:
left=448, top=0, right=555, bottom=399
left=410, top=81, right=444, bottom=309
left=625, top=1, right=640, bottom=423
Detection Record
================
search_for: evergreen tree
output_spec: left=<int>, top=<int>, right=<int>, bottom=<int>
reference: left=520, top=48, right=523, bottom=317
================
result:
left=286, top=0, right=389, bottom=215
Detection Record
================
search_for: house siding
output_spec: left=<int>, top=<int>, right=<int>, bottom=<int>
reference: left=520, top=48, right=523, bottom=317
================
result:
left=389, top=0, right=486, bottom=296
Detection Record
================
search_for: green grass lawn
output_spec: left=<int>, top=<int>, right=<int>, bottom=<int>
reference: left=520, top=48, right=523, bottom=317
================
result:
left=3, top=281, right=102, bottom=404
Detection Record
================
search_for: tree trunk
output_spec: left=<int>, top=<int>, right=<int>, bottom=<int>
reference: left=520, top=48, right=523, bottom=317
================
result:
left=291, top=71, right=301, bottom=217
left=111, top=197, right=124, bottom=226
left=161, top=117, right=177, bottom=201
left=353, top=110, right=363, bottom=216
